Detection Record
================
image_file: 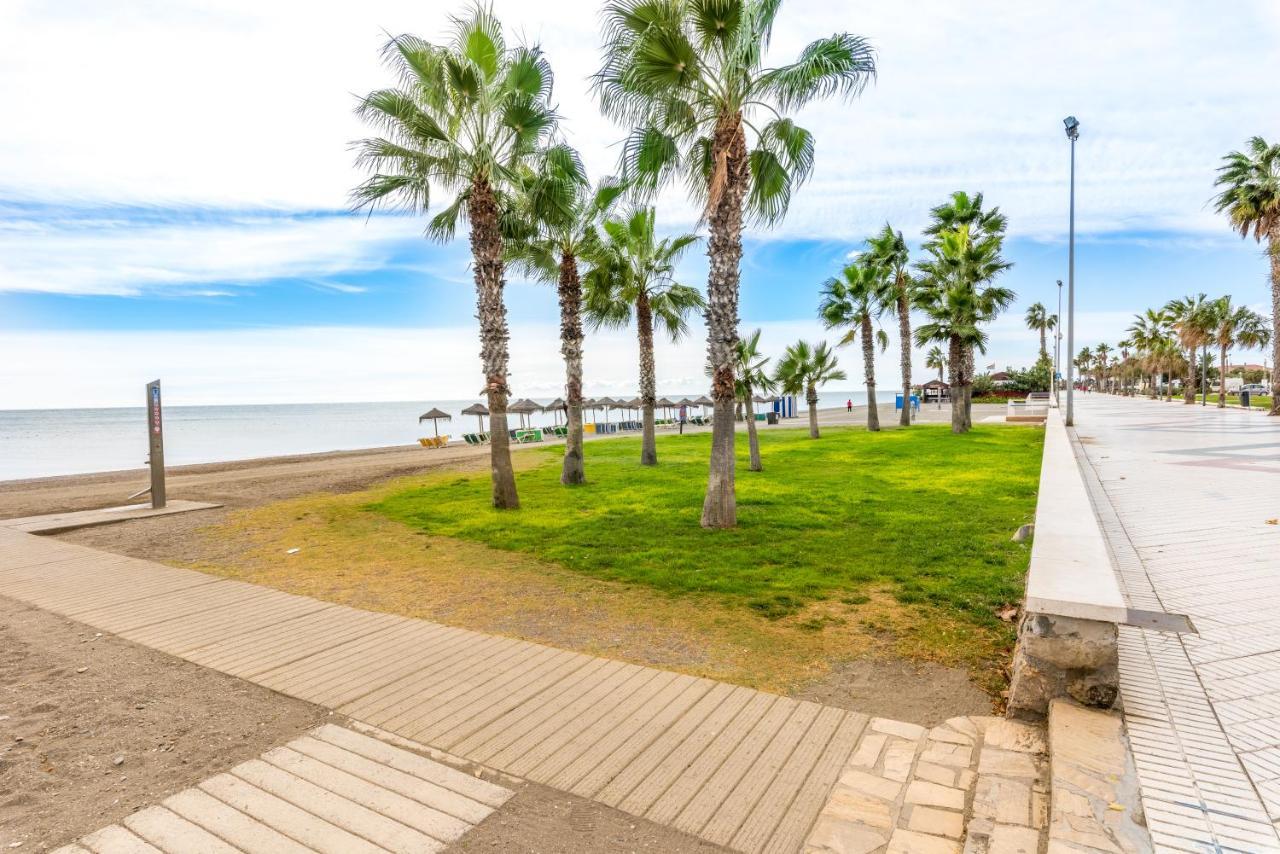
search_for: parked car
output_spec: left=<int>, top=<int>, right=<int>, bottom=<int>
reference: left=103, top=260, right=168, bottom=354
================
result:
left=1241, top=383, right=1268, bottom=396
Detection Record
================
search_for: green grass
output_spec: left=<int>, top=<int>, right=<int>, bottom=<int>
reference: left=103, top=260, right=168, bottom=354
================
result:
left=1205, top=393, right=1272, bottom=409
left=369, top=425, right=1044, bottom=627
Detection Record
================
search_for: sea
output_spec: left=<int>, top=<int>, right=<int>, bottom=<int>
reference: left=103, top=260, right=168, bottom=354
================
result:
left=0, top=391, right=899, bottom=482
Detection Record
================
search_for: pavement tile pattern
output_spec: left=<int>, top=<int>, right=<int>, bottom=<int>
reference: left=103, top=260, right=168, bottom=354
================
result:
left=50, top=723, right=513, bottom=854
left=1072, top=396, right=1280, bottom=852
left=803, top=715, right=1051, bottom=854
left=0, top=526, right=867, bottom=853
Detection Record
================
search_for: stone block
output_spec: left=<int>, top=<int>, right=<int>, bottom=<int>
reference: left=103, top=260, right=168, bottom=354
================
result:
left=850, top=733, right=887, bottom=768
left=887, top=828, right=962, bottom=854
left=836, top=769, right=903, bottom=802
left=972, top=775, right=1031, bottom=825
left=907, top=805, right=964, bottom=838
left=988, top=823, right=1042, bottom=854
left=883, top=740, right=918, bottom=782
left=872, top=718, right=927, bottom=740
left=805, top=815, right=887, bottom=854
left=1008, top=612, right=1118, bottom=718
left=978, top=748, right=1040, bottom=779
left=915, top=762, right=956, bottom=787
left=905, top=780, right=965, bottom=810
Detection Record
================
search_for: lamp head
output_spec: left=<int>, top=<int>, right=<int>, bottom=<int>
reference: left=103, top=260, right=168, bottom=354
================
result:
left=1057, top=279, right=1063, bottom=287
left=1063, top=116, right=1080, bottom=140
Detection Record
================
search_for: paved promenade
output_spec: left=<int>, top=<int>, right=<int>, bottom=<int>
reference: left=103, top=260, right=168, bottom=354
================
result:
left=1071, top=395, right=1280, bottom=851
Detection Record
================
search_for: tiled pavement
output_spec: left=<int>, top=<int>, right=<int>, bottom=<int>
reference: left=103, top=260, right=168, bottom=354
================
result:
left=1071, top=395, right=1280, bottom=852
left=52, top=724, right=514, bottom=853
left=0, top=525, right=866, bottom=853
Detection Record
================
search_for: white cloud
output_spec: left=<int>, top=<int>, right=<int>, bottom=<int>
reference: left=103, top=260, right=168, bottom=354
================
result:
left=0, top=210, right=424, bottom=295
left=13, top=310, right=1247, bottom=409
left=2, top=0, right=1277, bottom=243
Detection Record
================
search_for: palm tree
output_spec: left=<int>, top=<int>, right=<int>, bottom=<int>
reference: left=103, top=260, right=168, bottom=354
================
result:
left=734, top=329, right=776, bottom=471
left=914, top=214, right=1014, bottom=433
left=1127, top=308, right=1171, bottom=398
left=865, top=225, right=915, bottom=426
left=1165, top=294, right=1216, bottom=403
left=1094, top=343, right=1112, bottom=392
left=1214, top=137, right=1280, bottom=415
left=926, top=345, right=946, bottom=384
left=596, top=0, right=876, bottom=527
left=774, top=340, right=846, bottom=439
left=1074, top=347, right=1093, bottom=389
left=818, top=260, right=891, bottom=431
left=507, top=152, right=625, bottom=485
left=1209, top=296, right=1271, bottom=408
left=584, top=208, right=703, bottom=466
left=351, top=10, right=559, bottom=509
left=1025, top=302, right=1057, bottom=362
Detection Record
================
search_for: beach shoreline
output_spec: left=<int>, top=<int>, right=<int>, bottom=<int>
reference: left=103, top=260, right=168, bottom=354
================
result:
left=0, top=402, right=994, bottom=518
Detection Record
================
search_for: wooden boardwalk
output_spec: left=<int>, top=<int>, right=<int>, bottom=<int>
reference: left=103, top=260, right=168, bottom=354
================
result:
left=53, top=724, right=514, bottom=853
left=0, top=526, right=867, bottom=853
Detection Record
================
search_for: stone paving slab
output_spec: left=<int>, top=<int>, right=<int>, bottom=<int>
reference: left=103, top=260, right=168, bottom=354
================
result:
left=51, top=724, right=512, bottom=854
left=1, top=525, right=865, bottom=852
left=0, top=500, right=221, bottom=534
left=1072, top=396, right=1280, bottom=851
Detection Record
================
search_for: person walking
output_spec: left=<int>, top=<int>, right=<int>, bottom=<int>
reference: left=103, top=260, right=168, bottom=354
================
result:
left=678, top=403, right=687, bottom=435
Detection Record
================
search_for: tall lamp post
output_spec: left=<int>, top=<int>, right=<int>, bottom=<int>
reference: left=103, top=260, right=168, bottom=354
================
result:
left=1054, top=279, right=1063, bottom=406
left=1063, top=116, right=1080, bottom=425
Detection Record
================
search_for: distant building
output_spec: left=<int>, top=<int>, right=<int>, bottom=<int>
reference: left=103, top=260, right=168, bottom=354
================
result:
left=990, top=371, right=1015, bottom=388
left=921, top=379, right=950, bottom=402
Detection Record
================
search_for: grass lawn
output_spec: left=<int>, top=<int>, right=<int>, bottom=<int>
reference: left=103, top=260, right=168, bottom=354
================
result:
left=180, top=424, right=1042, bottom=700
left=372, top=425, right=1042, bottom=624
left=1205, top=393, right=1272, bottom=409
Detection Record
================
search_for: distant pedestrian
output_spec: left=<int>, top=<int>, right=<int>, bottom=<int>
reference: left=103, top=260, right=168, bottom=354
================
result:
left=846, top=399, right=853, bottom=412
left=678, top=404, right=687, bottom=434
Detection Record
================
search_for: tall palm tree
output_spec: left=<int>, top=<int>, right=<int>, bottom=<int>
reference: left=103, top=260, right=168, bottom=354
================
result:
left=584, top=208, right=703, bottom=466
left=865, top=225, right=915, bottom=426
left=926, top=345, right=946, bottom=383
left=351, top=10, right=559, bottom=509
left=1214, top=137, right=1280, bottom=415
left=596, top=0, right=876, bottom=527
left=1209, top=296, right=1271, bottom=408
left=1074, top=346, right=1092, bottom=376
left=1025, top=302, right=1057, bottom=362
left=734, top=329, right=775, bottom=471
left=914, top=218, right=1014, bottom=434
left=1165, top=294, right=1213, bottom=404
left=1094, top=343, right=1112, bottom=392
left=774, top=340, right=846, bottom=439
left=818, top=260, right=891, bottom=431
left=507, top=151, right=625, bottom=485
left=1127, top=308, right=1171, bottom=398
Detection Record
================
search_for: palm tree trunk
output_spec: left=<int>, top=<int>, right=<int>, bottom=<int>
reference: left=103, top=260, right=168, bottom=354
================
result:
left=469, top=174, right=519, bottom=509
left=1270, top=227, right=1280, bottom=416
left=637, top=292, right=658, bottom=466
left=961, top=345, right=974, bottom=431
left=807, top=386, right=820, bottom=438
left=948, top=336, right=965, bottom=434
left=898, top=289, right=912, bottom=427
left=1150, top=372, right=1158, bottom=399
left=1219, top=343, right=1228, bottom=408
left=1184, top=346, right=1197, bottom=404
left=744, top=391, right=761, bottom=471
left=861, top=315, right=879, bottom=432
left=558, top=251, right=586, bottom=485
left=1039, top=327, right=1047, bottom=362
left=701, top=114, right=750, bottom=529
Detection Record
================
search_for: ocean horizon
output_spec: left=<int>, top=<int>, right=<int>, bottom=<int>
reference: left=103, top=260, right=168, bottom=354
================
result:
left=0, top=391, right=899, bottom=482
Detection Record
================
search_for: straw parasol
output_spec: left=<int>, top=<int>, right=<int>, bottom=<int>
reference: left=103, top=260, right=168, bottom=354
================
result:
left=752, top=394, right=777, bottom=403
left=460, top=402, right=489, bottom=431
left=417, top=407, right=452, bottom=437
left=655, top=397, right=676, bottom=419
left=543, top=397, right=566, bottom=425
left=509, top=398, right=541, bottom=429
left=596, top=396, right=619, bottom=425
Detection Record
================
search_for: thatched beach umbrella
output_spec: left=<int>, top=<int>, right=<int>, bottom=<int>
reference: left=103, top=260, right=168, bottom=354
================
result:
left=693, top=394, right=714, bottom=417
left=509, top=398, right=540, bottom=430
left=417, top=406, right=452, bottom=438
left=656, top=396, right=676, bottom=419
left=460, top=402, right=489, bottom=432
left=596, top=396, right=620, bottom=426
left=543, top=397, right=566, bottom=426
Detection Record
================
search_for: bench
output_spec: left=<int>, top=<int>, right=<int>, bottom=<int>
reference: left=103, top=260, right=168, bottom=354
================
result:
left=1006, top=394, right=1049, bottom=423
left=1008, top=408, right=1193, bottom=718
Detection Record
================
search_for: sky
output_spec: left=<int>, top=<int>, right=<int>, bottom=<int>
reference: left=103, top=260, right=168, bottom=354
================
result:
left=1, top=0, right=1278, bottom=409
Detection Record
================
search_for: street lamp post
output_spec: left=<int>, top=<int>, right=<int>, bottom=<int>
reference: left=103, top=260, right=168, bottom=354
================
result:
left=1063, top=116, right=1080, bottom=426
left=1055, top=279, right=1063, bottom=407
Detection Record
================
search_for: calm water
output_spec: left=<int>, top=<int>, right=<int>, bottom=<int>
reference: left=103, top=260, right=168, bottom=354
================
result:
left=0, top=391, right=896, bottom=481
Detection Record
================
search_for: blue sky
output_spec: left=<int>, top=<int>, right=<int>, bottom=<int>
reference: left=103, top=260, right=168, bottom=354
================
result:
left=2, top=0, right=1278, bottom=407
